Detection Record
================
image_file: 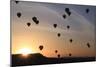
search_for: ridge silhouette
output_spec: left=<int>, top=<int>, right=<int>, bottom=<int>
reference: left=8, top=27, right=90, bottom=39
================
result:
left=12, top=53, right=95, bottom=66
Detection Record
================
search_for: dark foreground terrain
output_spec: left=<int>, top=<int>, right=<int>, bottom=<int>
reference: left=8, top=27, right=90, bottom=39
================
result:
left=12, top=53, right=96, bottom=67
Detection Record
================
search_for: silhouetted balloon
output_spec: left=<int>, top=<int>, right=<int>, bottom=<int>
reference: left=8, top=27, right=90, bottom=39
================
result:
left=57, top=54, right=60, bottom=58
left=65, top=8, right=71, bottom=16
left=69, top=53, right=72, bottom=56
left=62, top=14, right=66, bottom=19
left=32, top=17, right=39, bottom=24
left=15, top=1, right=19, bottom=4
left=57, top=33, right=61, bottom=37
left=17, top=12, right=21, bottom=18
left=53, top=24, right=57, bottom=28
left=65, top=8, right=70, bottom=13
left=67, top=25, right=70, bottom=29
left=86, top=8, right=89, bottom=13
left=69, top=39, right=73, bottom=43
left=87, top=43, right=90, bottom=48
left=55, top=50, right=58, bottom=53
left=35, top=20, right=39, bottom=24
left=39, top=45, right=43, bottom=50
left=67, top=11, right=71, bottom=16
left=27, top=22, right=31, bottom=27
left=32, top=17, right=37, bottom=22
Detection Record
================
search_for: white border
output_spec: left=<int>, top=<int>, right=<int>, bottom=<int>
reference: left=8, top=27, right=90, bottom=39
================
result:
left=0, top=0, right=97, bottom=67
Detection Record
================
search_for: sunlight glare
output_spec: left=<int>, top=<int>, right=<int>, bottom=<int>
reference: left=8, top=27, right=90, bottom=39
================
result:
left=18, top=48, right=33, bottom=57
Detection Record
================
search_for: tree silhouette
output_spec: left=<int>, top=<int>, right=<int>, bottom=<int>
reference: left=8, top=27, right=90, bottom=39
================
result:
left=27, top=22, right=31, bottom=27
left=62, top=14, right=66, bottom=19
left=87, top=42, right=90, bottom=48
left=53, top=24, right=57, bottom=28
left=69, top=39, right=73, bottom=43
left=67, top=25, right=70, bottom=29
left=39, top=45, right=43, bottom=51
left=17, top=12, right=21, bottom=18
left=86, top=8, right=89, bottom=13
left=57, top=33, right=61, bottom=37
left=57, top=54, right=60, bottom=58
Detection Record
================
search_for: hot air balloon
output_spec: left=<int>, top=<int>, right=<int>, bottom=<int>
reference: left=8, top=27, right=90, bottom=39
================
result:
left=55, top=50, right=58, bottom=54
left=65, top=8, right=71, bottom=16
left=57, top=33, right=61, bottom=37
left=57, top=54, right=60, bottom=58
left=67, top=11, right=71, bottom=16
left=27, top=22, right=31, bottom=27
left=62, top=14, right=66, bottom=19
left=39, top=45, right=43, bottom=51
left=65, top=8, right=70, bottom=13
left=17, top=12, right=21, bottom=18
left=86, top=8, right=89, bottom=13
left=32, top=16, right=37, bottom=22
left=69, top=53, right=72, bottom=56
left=15, top=1, right=19, bottom=4
left=35, top=20, right=39, bottom=24
left=32, top=17, right=39, bottom=24
left=67, top=25, right=70, bottom=29
left=69, top=39, right=73, bottom=43
left=53, top=24, right=57, bottom=28
left=87, top=43, right=90, bottom=48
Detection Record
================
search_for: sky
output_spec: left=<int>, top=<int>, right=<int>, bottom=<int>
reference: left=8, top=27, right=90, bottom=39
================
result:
left=11, top=1, right=96, bottom=57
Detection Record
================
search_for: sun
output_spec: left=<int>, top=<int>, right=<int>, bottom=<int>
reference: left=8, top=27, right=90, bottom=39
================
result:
left=18, top=48, right=33, bottom=57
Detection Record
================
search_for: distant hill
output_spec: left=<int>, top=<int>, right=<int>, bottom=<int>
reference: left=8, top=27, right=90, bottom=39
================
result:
left=12, top=53, right=95, bottom=66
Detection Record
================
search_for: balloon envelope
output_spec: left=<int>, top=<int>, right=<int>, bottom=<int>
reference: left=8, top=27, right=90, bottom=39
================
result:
left=32, top=17, right=39, bottom=24
left=35, top=20, right=39, bottom=24
left=67, top=11, right=71, bottom=16
left=15, top=1, right=19, bottom=4
left=53, top=24, right=57, bottom=28
left=57, top=54, right=60, bottom=58
left=57, top=33, right=61, bottom=37
left=86, top=9, right=89, bottom=13
left=65, top=8, right=70, bottom=13
left=55, top=50, right=58, bottom=53
left=39, top=45, right=43, bottom=50
left=62, top=14, right=66, bottom=19
left=27, top=22, right=31, bottom=27
left=17, top=12, right=21, bottom=18
left=67, top=25, right=70, bottom=29
left=69, top=39, right=73, bottom=43
left=65, top=8, right=71, bottom=16
left=32, top=17, right=37, bottom=22
left=87, top=43, right=90, bottom=48
left=69, top=53, right=72, bottom=56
